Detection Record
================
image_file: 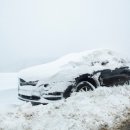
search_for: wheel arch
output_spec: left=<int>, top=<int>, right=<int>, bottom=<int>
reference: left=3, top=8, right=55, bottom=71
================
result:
left=75, top=74, right=98, bottom=88
left=63, top=74, right=98, bottom=98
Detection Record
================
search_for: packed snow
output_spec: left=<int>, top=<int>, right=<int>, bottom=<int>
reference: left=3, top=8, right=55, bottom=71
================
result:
left=0, top=85, right=130, bottom=130
left=19, top=49, right=129, bottom=82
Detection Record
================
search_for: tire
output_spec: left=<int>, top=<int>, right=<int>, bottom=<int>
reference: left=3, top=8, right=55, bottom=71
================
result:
left=63, top=81, right=95, bottom=99
left=76, top=81, right=95, bottom=92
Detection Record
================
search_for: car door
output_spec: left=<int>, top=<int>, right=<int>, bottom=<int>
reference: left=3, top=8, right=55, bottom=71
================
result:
left=99, top=67, right=130, bottom=87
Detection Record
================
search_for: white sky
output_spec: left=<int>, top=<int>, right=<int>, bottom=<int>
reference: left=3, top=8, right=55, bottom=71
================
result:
left=0, top=0, right=130, bottom=72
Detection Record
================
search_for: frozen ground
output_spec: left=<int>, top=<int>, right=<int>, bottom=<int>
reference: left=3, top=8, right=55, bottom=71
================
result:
left=0, top=73, right=130, bottom=130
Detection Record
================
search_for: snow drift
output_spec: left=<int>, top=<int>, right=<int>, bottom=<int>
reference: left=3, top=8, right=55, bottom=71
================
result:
left=0, top=85, right=130, bottom=130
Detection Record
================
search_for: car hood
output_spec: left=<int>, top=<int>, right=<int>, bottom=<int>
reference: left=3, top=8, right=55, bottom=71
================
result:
left=18, top=49, right=129, bottom=82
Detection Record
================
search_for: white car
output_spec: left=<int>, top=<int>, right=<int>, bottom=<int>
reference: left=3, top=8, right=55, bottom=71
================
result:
left=18, top=49, right=130, bottom=105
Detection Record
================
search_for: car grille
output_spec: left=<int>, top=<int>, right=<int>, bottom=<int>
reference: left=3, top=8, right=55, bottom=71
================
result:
left=18, top=94, right=40, bottom=100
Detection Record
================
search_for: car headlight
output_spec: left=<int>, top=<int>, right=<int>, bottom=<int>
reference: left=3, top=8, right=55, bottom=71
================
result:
left=19, top=78, right=39, bottom=86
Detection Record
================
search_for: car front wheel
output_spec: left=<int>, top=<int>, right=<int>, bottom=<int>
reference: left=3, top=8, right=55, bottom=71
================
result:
left=63, top=81, right=96, bottom=99
left=76, top=81, right=95, bottom=92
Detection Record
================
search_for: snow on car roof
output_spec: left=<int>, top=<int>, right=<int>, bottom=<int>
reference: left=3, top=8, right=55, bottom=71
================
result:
left=18, top=49, right=128, bottom=81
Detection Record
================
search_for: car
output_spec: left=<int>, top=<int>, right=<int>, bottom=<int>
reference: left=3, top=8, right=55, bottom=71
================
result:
left=18, top=49, right=130, bottom=105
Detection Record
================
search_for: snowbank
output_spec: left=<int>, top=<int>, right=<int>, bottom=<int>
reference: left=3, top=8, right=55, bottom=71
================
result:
left=0, top=85, right=130, bottom=130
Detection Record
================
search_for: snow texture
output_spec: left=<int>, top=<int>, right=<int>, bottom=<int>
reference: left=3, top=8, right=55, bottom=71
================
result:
left=18, top=49, right=129, bottom=82
left=1, top=49, right=130, bottom=130
left=0, top=85, right=130, bottom=130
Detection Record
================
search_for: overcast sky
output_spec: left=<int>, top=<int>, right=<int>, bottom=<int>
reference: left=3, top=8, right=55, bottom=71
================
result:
left=0, top=0, right=130, bottom=72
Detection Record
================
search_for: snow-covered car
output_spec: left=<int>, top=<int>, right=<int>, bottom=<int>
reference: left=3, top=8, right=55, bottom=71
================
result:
left=18, top=49, right=130, bottom=105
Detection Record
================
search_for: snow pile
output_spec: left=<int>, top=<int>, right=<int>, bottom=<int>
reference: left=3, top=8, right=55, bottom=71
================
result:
left=19, top=49, right=128, bottom=81
left=0, top=85, right=130, bottom=130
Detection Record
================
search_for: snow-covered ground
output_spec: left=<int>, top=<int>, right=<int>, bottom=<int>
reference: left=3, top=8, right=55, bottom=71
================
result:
left=0, top=73, right=23, bottom=112
left=0, top=73, right=130, bottom=130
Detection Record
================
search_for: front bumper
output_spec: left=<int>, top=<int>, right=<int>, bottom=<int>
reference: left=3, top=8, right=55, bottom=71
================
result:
left=18, top=89, right=63, bottom=104
left=18, top=94, right=40, bottom=100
